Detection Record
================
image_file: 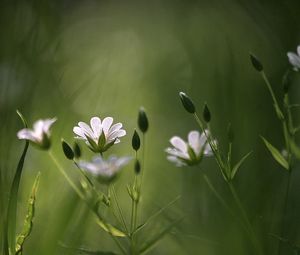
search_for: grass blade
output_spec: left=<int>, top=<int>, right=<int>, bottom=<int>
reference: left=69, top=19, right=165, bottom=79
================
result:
left=139, top=217, right=184, bottom=254
left=133, top=196, right=181, bottom=235
left=5, top=111, right=29, bottom=255
left=15, top=172, right=40, bottom=255
left=231, top=151, right=252, bottom=179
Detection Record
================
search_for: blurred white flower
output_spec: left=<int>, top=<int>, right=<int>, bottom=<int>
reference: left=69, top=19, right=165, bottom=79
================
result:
left=287, top=45, right=300, bottom=71
left=79, top=155, right=131, bottom=183
left=73, top=117, right=126, bottom=153
left=17, top=118, right=57, bottom=149
left=165, top=130, right=215, bottom=167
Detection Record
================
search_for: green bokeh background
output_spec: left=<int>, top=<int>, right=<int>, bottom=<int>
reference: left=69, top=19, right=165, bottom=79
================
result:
left=1, top=0, right=300, bottom=254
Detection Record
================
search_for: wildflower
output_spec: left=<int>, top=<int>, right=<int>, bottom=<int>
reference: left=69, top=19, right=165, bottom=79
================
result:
left=79, top=155, right=131, bottom=183
left=166, top=130, right=215, bottom=167
left=249, top=53, right=263, bottom=72
left=17, top=118, right=57, bottom=150
left=73, top=117, right=126, bottom=153
left=287, top=45, right=300, bottom=71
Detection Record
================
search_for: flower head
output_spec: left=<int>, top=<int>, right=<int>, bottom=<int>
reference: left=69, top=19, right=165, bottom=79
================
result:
left=17, top=118, right=57, bottom=150
left=165, top=130, right=215, bottom=167
left=287, top=45, right=300, bottom=71
left=73, top=117, right=126, bottom=153
left=79, top=155, right=131, bottom=183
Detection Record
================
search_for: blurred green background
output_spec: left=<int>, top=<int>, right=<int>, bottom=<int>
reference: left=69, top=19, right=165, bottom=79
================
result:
left=1, top=0, right=300, bottom=254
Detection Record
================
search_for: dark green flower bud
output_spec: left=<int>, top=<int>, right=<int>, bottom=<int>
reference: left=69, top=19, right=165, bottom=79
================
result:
left=73, top=142, right=81, bottom=158
left=62, top=139, right=74, bottom=160
left=179, top=92, right=196, bottom=114
left=283, top=71, right=291, bottom=94
left=132, top=129, right=140, bottom=151
left=227, top=123, right=234, bottom=142
left=138, top=107, right=149, bottom=133
left=250, top=53, right=263, bottom=72
left=203, top=103, right=211, bottom=122
left=134, top=159, right=141, bottom=174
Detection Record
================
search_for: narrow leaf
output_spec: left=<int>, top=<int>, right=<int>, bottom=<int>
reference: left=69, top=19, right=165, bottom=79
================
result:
left=230, top=151, right=252, bottom=179
left=95, top=218, right=126, bottom=237
left=261, top=136, right=289, bottom=170
left=6, top=111, right=29, bottom=255
left=133, top=196, right=181, bottom=235
left=59, top=243, right=117, bottom=255
left=139, top=217, right=183, bottom=254
left=15, top=172, right=40, bottom=255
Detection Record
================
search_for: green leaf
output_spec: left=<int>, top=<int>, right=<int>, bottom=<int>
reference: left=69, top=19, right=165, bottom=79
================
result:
left=139, top=217, right=184, bottom=254
left=58, top=244, right=117, bottom=255
left=133, top=196, right=181, bottom=235
left=15, top=172, right=40, bottom=255
left=261, top=136, right=289, bottom=170
left=5, top=111, right=29, bottom=255
left=95, top=218, right=126, bottom=237
left=230, top=151, right=252, bottom=180
left=98, top=132, right=106, bottom=151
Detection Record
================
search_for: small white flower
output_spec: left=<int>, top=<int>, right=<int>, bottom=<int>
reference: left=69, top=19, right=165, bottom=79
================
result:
left=17, top=118, right=57, bottom=149
left=165, top=130, right=215, bottom=167
left=79, top=155, right=131, bottom=183
left=287, top=45, right=300, bottom=71
left=73, top=117, right=126, bottom=153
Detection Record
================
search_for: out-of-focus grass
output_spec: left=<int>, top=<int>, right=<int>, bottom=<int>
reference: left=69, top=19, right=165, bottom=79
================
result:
left=1, top=0, right=300, bottom=254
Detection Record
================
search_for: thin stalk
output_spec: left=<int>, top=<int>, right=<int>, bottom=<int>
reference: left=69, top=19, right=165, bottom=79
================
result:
left=112, top=185, right=129, bottom=234
left=50, top=152, right=127, bottom=255
left=261, top=71, right=281, bottom=111
left=49, top=151, right=84, bottom=199
left=228, top=182, right=263, bottom=255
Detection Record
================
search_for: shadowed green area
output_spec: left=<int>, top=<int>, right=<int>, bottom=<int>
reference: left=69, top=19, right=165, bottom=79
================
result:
left=1, top=0, right=300, bottom=254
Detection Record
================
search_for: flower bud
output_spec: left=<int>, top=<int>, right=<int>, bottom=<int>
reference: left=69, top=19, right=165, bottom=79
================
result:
left=132, top=129, right=140, bottom=151
left=61, top=139, right=74, bottom=160
left=73, top=142, right=81, bottom=158
left=179, top=92, right=196, bottom=114
left=227, top=123, right=234, bottom=142
left=250, top=53, right=263, bottom=72
left=138, top=107, right=149, bottom=133
left=134, top=159, right=141, bottom=174
left=203, top=103, right=211, bottom=122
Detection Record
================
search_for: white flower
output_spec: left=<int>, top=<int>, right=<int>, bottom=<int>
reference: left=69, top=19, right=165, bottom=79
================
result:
left=73, top=117, right=126, bottom=153
left=17, top=118, right=57, bottom=149
left=287, top=45, right=300, bottom=71
left=79, top=155, right=131, bottom=183
left=165, top=130, right=215, bottom=167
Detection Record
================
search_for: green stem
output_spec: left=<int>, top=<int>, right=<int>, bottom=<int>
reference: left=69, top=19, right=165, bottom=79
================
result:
left=111, top=185, right=129, bottom=234
left=50, top=152, right=127, bottom=255
left=228, top=182, right=263, bottom=255
left=49, top=151, right=84, bottom=199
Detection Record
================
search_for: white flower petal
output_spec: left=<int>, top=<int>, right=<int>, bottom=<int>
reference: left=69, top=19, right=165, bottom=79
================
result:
left=287, top=52, right=300, bottom=68
left=42, top=118, right=57, bottom=133
left=73, top=126, right=86, bottom=139
left=170, top=136, right=187, bottom=153
left=167, top=156, right=186, bottom=167
left=78, top=122, right=94, bottom=137
left=297, top=45, right=300, bottom=56
left=188, top=130, right=200, bottom=155
left=90, top=117, right=102, bottom=137
left=102, top=117, right=113, bottom=135
left=17, top=129, right=37, bottom=141
left=109, top=123, right=122, bottom=134
left=165, top=147, right=189, bottom=159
